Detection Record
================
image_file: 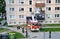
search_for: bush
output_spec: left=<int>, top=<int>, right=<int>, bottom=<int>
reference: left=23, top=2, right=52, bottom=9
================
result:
left=0, top=18, right=3, bottom=21
left=40, top=28, right=60, bottom=32
left=3, top=22, right=7, bottom=26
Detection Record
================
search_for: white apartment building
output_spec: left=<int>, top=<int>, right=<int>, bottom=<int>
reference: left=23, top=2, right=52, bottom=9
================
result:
left=45, top=0, right=60, bottom=24
left=5, top=0, right=60, bottom=25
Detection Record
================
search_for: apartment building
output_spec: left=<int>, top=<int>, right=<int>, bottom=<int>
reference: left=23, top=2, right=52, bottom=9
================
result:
left=5, top=0, right=60, bottom=25
left=45, top=0, right=60, bottom=24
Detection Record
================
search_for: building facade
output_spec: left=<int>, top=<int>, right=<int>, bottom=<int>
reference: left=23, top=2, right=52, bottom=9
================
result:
left=45, top=0, right=60, bottom=24
left=5, top=0, right=60, bottom=25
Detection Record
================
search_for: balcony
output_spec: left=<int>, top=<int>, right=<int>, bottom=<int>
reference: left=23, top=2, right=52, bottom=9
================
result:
left=35, top=3, right=45, bottom=7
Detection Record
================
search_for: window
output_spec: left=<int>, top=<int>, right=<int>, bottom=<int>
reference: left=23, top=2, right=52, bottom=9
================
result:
left=45, top=21, right=48, bottom=23
left=59, top=21, right=60, bottom=22
left=19, top=0, right=24, bottom=4
left=9, top=0, right=14, bottom=3
left=55, top=7, right=60, bottom=10
left=19, top=8, right=24, bottom=11
left=46, top=7, right=51, bottom=11
left=54, top=21, right=57, bottom=23
left=55, top=0, right=60, bottom=3
left=29, top=8, right=32, bottom=12
left=10, top=15, right=14, bottom=19
left=46, top=14, right=50, bottom=18
left=19, top=15, right=24, bottom=18
left=19, top=22, right=21, bottom=24
left=9, top=22, right=16, bottom=24
left=46, top=14, right=52, bottom=18
left=35, top=8, right=41, bottom=12
left=50, top=21, right=52, bottom=23
left=9, top=22, right=12, bottom=24
left=10, top=8, right=14, bottom=11
left=55, top=14, right=59, bottom=17
left=46, top=0, right=51, bottom=3
left=57, top=14, right=59, bottom=17
left=14, top=22, right=16, bottom=24
left=29, top=0, right=32, bottom=5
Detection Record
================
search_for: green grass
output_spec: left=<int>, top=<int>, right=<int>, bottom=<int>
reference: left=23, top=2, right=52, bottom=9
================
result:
left=0, top=18, right=3, bottom=21
left=0, top=28, right=9, bottom=32
left=45, top=24, right=60, bottom=26
left=0, top=28, right=25, bottom=38
left=9, top=31, right=25, bottom=38
left=40, top=28, right=60, bottom=32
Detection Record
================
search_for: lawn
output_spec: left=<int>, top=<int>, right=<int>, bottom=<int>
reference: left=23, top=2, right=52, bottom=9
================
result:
left=40, top=28, right=60, bottom=32
left=0, top=28, right=25, bottom=39
left=44, top=24, right=60, bottom=26
left=0, top=18, right=3, bottom=21
left=0, top=28, right=9, bottom=32
left=9, top=31, right=25, bottom=38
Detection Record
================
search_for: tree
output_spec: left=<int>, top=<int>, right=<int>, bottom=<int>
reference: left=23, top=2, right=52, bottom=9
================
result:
left=0, top=0, right=6, bottom=19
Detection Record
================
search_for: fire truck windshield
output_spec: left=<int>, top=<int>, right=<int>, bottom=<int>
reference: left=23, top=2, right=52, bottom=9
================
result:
left=32, top=23, right=41, bottom=26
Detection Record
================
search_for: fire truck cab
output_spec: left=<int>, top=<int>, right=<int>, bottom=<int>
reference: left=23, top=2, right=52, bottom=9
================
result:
left=30, top=24, right=40, bottom=32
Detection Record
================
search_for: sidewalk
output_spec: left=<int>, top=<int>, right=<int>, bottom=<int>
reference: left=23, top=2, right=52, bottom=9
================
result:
left=0, top=26, right=26, bottom=37
left=1, top=20, right=6, bottom=25
left=0, top=26, right=29, bottom=39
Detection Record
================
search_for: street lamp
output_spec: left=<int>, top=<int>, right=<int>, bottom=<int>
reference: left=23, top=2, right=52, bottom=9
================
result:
left=44, top=32, right=45, bottom=39
left=25, top=26, right=28, bottom=37
left=49, top=31, right=51, bottom=39
left=25, top=21, right=28, bottom=38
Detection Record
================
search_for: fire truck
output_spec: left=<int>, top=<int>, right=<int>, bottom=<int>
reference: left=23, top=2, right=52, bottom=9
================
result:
left=30, top=23, right=40, bottom=32
left=27, top=13, right=41, bottom=32
left=26, top=8, right=45, bottom=31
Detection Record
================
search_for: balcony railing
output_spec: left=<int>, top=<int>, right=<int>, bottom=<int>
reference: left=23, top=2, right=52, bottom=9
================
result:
left=35, top=3, right=45, bottom=7
left=35, top=10, right=45, bottom=14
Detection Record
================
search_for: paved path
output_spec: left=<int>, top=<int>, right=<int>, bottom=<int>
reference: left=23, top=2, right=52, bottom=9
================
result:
left=1, top=20, right=6, bottom=25
left=0, top=26, right=26, bottom=36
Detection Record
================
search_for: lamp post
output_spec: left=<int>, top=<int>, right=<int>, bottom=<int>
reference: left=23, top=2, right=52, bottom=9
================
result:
left=44, top=32, right=45, bottom=39
left=49, top=31, right=51, bottom=39
left=25, top=26, right=28, bottom=37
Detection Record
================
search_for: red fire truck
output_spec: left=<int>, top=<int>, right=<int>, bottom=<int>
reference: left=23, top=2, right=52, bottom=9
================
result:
left=30, top=24, right=40, bottom=32
left=30, top=19, right=40, bottom=32
left=27, top=15, right=41, bottom=32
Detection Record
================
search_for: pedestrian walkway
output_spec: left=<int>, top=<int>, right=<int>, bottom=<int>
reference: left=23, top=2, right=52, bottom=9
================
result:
left=1, top=20, right=6, bottom=25
left=0, top=26, right=26, bottom=37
